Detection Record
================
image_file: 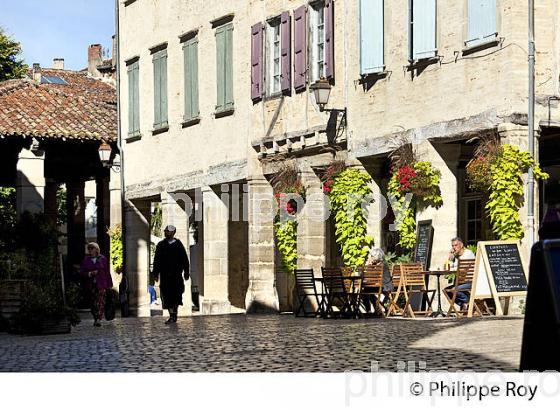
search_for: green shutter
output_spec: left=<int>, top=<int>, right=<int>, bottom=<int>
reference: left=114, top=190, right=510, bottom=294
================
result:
left=128, top=64, right=134, bottom=134
left=216, top=26, right=226, bottom=111
left=132, top=63, right=139, bottom=133
left=224, top=24, right=234, bottom=109
left=161, top=52, right=168, bottom=126
left=184, top=38, right=199, bottom=120
left=153, top=54, right=161, bottom=127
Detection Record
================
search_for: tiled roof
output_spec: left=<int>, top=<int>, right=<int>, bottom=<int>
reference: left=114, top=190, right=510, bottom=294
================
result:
left=0, top=69, right=116, bottom=142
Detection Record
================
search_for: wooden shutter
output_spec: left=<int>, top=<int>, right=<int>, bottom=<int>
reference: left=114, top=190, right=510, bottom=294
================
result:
left=160, top=51, right=168, bottom=126
left=293, top=5, right=307, bottom=92
left=467, top=0, right=497, bottom=46
left=184, top=37, right=199, bottom=120
left=324, top=0, right=334, bottom=79
left=411, top=0, right=437, bottom=60
left=216, top=26, right=226, bottom=111
left=132, top=63, right=139, bottom=133
left=280, top=12, right=291, bottom=94
left=251, top=23, right=263, bottom=101
left=360, top=0, right=384, bottom=75
left=127, top=64, right=134, bottom=134
left=153, top=54, right=161, bottom=127
left=224, top=24, right=234, bottom=109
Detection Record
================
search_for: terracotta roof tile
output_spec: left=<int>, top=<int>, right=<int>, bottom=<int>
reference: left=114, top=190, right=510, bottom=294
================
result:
left=0, top=69, right=116, bottom=142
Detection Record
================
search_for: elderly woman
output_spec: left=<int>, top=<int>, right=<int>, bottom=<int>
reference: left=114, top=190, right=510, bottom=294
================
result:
left=80, top=242, right=113, bottom=327
left=364, top=247, right=393, bottom=315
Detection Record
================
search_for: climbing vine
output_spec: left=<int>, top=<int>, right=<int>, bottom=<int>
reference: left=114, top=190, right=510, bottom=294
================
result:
left=328, top=168, right=374, bottom=268
left=107, top=224, right=123, bottom=273
left=387, top=143, right=443, bottom=251
left=467, top=142, right=548, bottom=240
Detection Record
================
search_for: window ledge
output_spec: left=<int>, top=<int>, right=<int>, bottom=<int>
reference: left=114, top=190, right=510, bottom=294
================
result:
left=123, top=0, right=137, bottom=6
left=182, top=117, right=201, bottom=128
left=360, top=70, right=389, bottom=81
left=152, top=125, right=169, bottom=136
left=214, top=107, right=235, bottom=118
left=125, top=132, right=142, bottom=143
left=263, top=92, right=284, bottom=102
left=407, top=56, right=440, bottom=71
left=462, top=38, right=501, bottom=56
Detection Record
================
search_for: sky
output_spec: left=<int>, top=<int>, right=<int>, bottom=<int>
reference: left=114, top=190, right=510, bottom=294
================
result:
left=0, top=0, right=115, bottom=71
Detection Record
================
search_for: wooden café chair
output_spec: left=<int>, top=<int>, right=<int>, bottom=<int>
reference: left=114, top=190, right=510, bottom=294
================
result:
left=444, top=259, right=477, bottom=318
left=385, top=264, right=405, bottom=317
left=360, top=263, right=386, bottom=317
left=401, top=263, right=436, bottom=318
left=322, top=267, right=352, bottom=318
left=293, top=269, right=323, bottom=317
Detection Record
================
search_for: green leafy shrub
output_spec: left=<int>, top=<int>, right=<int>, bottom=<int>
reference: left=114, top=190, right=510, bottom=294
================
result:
left=108, top=224, right=123, bottom=273
left=329, top=168, right=374, bottom=268
left=274, top=219, right=297, bottom=274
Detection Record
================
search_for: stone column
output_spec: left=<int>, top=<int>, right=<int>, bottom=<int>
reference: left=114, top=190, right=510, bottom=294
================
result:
left=43, top=178, right=58, bottom=225
left=125, top=199, right=151, bottom=317
left=66, top=180, right=86, bottom=269
left=96, top=172, right=111, bottom=258
left=161, top=191, right=192, bottom=316
left=246, top=178, right=278, bottom=313
left=297, top=167, right=327, bottom=273
left=200, top=186, right=231, bottom=314
left=109, top=155, right=122, bottom=227
left=16, top=147, right=45, bottom=214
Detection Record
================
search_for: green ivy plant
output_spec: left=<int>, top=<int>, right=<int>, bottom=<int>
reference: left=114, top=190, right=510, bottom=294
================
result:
left=329, top=168, right=374, bottom=268
left=107, top=224, right=123, bottom=273
left=274, top=219, right=297, bottom=274
left=486, top=145, right=548, bottom=240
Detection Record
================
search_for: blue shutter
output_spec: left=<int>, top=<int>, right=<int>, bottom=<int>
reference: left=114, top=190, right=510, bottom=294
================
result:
left=467, top=0, right=497, bottom=46
left=184, top=37, right=199, bottom=120
left=128, top=64, right=134, bottom=135
left=360, top=0, right=384, bottom=75
left=216, top=26, right=226, bottom=111
left=411, top=0, right=436, bottom=60
left=132, top=63, right=139, bottom=133
left=153, top=54, right=161, bottom=127
left=224, top=24, right=234, bottom=109
left=160, top=51, right=168, bottom=126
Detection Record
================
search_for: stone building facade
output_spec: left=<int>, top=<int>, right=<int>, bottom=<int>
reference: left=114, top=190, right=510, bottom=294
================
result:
left=119, top=0, right=560, bottom=316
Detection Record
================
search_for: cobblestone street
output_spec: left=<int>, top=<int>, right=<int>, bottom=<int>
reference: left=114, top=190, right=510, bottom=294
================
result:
left=0, top=315, right=524, bottom=372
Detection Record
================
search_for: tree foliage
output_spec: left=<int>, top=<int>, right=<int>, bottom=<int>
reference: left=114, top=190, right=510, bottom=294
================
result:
left=0, top=27, right=27, bottom=81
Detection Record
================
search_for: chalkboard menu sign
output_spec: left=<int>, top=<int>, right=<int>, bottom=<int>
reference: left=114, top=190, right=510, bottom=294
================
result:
left=485, top=243, right=527, bottom=293
left=414, top=220, right=433, bottom=269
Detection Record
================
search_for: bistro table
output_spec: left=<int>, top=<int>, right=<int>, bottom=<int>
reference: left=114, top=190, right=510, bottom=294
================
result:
left=422, top=270, right=450, bottom=318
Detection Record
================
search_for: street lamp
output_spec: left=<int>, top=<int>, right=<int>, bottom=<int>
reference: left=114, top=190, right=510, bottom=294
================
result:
left=98, top=141, right=121, bottom=172
left=310, top=78, right=347, bottom=129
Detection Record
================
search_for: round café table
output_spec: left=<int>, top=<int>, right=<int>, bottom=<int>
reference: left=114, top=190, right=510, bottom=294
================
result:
left=422, top=270, right=450, bottom=318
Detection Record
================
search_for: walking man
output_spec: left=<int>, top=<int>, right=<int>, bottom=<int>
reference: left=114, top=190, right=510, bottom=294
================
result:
left=152, top=225, right=190, bottom=324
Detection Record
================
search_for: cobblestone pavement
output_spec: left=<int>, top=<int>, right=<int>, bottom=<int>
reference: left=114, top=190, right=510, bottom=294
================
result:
left=0, top=315, right=523, bottom=372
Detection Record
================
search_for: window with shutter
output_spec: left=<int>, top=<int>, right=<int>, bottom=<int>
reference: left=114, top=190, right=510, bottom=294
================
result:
left=251, top=23, right=263, bottom=101
left=152, top=48, right=168, bottom=129
left=216, top=23, right=234, bottom=114
left=266, top=18, right=281, bottom=96
left=466, top=0, right=497, bottom=47
left=183, top=36, right=199, bottom=121
left=409, top=0, right=437, bottom=60
left=309, top=2, right=326, bottom=83
left=360, top=0, right=384, bottom=75
left=293, top=5, right=307, bottom=92
left=280, top=11, right=291, bottom=93
left=127, top=60, right=140, bottom=137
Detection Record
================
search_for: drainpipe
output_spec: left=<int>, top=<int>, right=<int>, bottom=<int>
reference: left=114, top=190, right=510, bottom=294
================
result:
left=115, top=0, right=127, bottom=291
left=528, top=0, right=535, bottom=245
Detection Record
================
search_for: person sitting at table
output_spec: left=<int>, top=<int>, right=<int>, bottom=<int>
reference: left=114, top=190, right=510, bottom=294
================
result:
left=444, top=237, right=475, bottom=310
left=364, top=247, right=393, bottom=315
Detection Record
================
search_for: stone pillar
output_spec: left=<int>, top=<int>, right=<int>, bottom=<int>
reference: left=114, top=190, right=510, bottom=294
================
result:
left=44, top=178, right=58, bottom=225
left=96, top=172, right=111, bottom=258
left=66, top=180, right=86, bottom=269
left=125, top=199, right=151, bottom=317
left=109, top=155, right=122, bottom=227
left=297, top=167, right=327, bottom=273
left=16, top=147, right=45, bottom=214
left=200, top=186, right=231, bottom=314
left=246, top=178, right=278, bottom=313
left=161, top=191, right=192, bottom=316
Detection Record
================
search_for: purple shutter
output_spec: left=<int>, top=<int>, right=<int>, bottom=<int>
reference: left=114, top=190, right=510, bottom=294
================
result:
left=280, top=11, right=292, bottom=93
left=293, top=5, right=307, bottom=92
left=251, top=22, right=263, bottom=101
left=325, top=0, right=334, bottom=79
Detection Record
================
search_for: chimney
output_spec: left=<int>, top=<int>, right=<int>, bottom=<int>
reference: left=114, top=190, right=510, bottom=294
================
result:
left=88, top=44, right=103, bottom=77
left=111, top=34, right=117, bottom=67
left=32, top=63, right=42, bottom=84
left=53, top=58, right=65, bottom=70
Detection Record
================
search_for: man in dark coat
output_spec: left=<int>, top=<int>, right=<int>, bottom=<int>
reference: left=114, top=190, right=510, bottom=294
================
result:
left=152, top=225, right=190, bottom=324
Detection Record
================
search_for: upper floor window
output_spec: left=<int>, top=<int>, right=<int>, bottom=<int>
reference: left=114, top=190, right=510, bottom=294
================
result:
left=309, top=2, right=326, bottom=83
left=151, top=46, right=168, bottom=130
left=266, top=18, right=281, bottom=95
left=126, top=58, right=140, bottom=137
left=360, top=0, right=385, bottom=75
left=466, top=0, right=497, bottom=48
left=409, top=0, right=437, bottom=60
left=215, top=22, right=234, bottom=114
left=182, top=34, right=199, bottom=122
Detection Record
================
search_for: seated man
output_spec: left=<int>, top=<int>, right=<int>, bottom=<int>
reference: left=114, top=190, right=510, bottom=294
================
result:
left=445, top=237, right=475, bottom=310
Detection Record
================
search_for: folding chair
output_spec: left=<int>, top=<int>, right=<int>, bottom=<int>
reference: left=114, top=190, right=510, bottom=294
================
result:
left=444, top=259, right=478, bottom=317
left=294, top=269, right=323, bottom=317
left=322, top=267, right=351, bottom=318
left=401, top=263, right=436, bottom=318
left=360, top=263, right=386, bottom=317
left=385, top=264, right=404, bottom=316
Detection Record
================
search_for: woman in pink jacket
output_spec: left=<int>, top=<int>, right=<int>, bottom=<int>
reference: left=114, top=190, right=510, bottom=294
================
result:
left=80, top=242, right=113, bottom=327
